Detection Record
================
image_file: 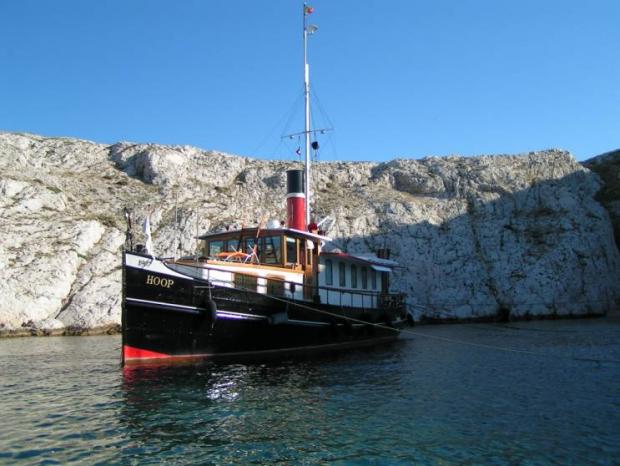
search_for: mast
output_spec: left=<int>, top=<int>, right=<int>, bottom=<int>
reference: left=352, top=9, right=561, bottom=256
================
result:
left=303, top=3, right=312, bottom=226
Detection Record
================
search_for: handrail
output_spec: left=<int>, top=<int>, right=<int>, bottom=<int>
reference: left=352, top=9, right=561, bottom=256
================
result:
left=171, top=259, right=405, bottom=310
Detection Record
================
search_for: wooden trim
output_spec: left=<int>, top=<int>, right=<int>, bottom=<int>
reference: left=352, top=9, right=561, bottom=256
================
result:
left=172, top=258, right=301, bottom=274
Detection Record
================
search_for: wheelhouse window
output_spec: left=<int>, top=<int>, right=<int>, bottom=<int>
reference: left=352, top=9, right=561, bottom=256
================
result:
left=361, top=266, right=368, bottom=289
left=351, top=264, right=358, bottom=288
left=371, top=269, right=377, bottom=290
left=286, top=237, right=298, bottom=264
left=339, top=262, right=346, bottom=287
left=325, top=259, right=333, bottom=285
left=245, top=237, right=259, bottom=259
left=208, top=240, right=224, bottom=257
left=262, top=236, right=282, bottom=264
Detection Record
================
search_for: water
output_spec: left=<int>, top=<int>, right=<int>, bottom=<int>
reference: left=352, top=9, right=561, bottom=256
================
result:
left=1, top=318, right=619, bottom=465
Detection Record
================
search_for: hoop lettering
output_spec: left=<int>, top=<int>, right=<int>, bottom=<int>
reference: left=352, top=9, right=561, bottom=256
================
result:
left=145, top=274, right=175, bottom=288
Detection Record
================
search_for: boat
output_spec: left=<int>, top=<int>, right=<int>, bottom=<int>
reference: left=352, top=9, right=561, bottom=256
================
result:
left=120, top=4, right=409, bottom=366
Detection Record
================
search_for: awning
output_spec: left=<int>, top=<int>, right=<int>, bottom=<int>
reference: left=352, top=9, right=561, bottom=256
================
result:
left=371, top=265, right=392, bottom=273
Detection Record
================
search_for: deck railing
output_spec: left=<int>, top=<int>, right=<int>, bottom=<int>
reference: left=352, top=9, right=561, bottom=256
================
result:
left=174, top=260, right=405, bottom=313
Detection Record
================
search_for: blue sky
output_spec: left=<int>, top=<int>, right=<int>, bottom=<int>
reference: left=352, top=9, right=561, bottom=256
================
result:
left=1, top=0, right=618, bottom=162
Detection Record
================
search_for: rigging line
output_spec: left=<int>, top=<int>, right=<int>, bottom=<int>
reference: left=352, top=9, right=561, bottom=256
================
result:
left=310, top=92, right=342, bottom=161
left=250, top=91, right=304, bottom=157
left=271, top=139, right=284, bottom=160
left=322, top=131, right=338, bottom=161
left=406, top=297, right=615, bottom=307
left=280, top=90, right=306, bottom=138
left=259, top=293, right=620, bottom=365
left=274, top=140, right=292, bottom=161
left=310, top=88, right=335, bottom=130
left=284, top=86, right=309, bottom=129
left=281, top=136, right=304, bottom=162
left=462, top=323, right=582, bottom=334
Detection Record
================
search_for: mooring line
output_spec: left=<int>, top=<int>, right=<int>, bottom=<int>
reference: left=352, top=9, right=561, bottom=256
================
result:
left=263, top=294, right=620, bottom=365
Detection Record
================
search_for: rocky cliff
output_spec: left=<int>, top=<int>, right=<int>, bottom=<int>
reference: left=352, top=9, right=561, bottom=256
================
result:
left=1, top=132, right=618, bottom=335
left=583, top=149, right=620, bottom=250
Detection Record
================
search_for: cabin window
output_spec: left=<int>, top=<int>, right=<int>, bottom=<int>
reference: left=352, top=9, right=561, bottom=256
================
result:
left=263, top=236, right=282, bottom=264
left=371, top=269, right=377, bottom=290
left=225, top=240, right=239, bottom=252
left=234, top=273, right=257, bottom=291
left=325, top=259, right=333, bottom=285
left=381, top=272, right=388, bottom=292
left=361, top=266, right=368, bottom=289
left=351, top=265, right=358, bottom=288
left=208, top=240, right=224, bottom=257
left=267, top=277, right=285, bottom=296
left=339, top=262, right=346, bottom=287
left=286, top=237, right=298, bottom=264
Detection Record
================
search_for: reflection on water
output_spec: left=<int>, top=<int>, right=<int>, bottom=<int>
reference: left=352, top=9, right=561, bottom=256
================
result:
left=1, top=318, right=619, bottom=465
left=118, top=347, right=409, bottom=464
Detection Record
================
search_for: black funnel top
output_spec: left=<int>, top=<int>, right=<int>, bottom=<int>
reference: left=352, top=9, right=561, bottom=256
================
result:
left=286, top=169, right=305, bottom=194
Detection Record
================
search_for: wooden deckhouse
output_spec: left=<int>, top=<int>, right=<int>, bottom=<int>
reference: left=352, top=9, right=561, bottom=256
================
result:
left=170, top=226, right=402, bottom=311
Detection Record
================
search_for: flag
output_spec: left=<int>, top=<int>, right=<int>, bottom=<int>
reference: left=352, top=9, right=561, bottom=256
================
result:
left=304, top=5, right=314, bottom=15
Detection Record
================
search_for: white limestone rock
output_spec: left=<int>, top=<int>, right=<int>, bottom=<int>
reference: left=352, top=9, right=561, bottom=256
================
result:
left=32, top=318, right=65, bottom=333
left=0, top=131, right=618, bottom=335
left=56, top=229, right=124, bottom=331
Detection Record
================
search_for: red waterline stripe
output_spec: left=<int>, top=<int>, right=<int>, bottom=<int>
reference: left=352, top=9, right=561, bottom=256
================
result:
left=123, top=345, right=171, bottom=360
left=122, top=336, right=398, bottom=366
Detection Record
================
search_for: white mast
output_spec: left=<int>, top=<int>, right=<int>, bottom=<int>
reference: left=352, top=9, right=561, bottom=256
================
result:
left=303, top=3, right=313, bottom=226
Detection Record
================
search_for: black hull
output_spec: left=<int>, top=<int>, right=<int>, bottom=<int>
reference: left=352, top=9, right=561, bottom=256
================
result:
left=122, top=252, right=405, bottom=366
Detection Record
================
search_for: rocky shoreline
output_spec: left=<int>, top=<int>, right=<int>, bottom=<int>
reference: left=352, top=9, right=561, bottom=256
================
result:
left=1, top=132, right=619, bottom=336
left=0, top=324, right=121, bottom=338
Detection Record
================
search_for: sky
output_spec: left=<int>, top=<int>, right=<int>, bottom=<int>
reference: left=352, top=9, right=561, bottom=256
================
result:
left=1, top=0, right=618, bottom=162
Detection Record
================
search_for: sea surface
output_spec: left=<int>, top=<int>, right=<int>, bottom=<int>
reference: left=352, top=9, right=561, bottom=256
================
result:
left=1, top=317, right=619, bottom=465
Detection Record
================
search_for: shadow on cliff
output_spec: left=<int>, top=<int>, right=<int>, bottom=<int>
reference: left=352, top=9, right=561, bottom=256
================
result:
left=329, top=168, right=620, bottom=323
left=106, top=148, right=620, bottom=323
left=582, top=150, right=620, bottom=250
